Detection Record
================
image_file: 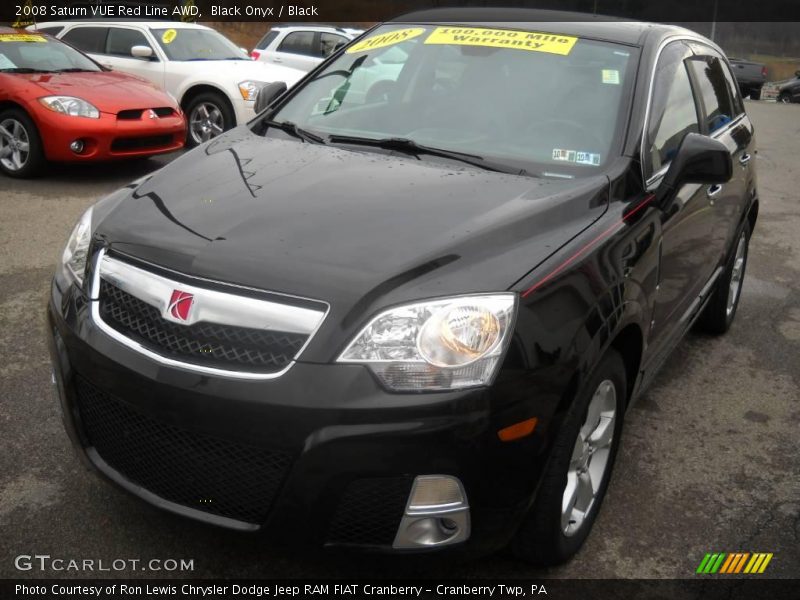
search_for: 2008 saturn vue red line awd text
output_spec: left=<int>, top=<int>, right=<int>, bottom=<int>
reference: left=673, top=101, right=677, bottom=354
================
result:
left=47, top=10, right=758, bottom=564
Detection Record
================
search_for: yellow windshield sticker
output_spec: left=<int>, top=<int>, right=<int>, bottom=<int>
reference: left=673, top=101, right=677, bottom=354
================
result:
left=346, top=27, right=425, bottom=54
left=0, top=34, right=47, bottom=43
left=161, top=29, right=177, bottom=44
left=424, top=27, right=578, bottom=56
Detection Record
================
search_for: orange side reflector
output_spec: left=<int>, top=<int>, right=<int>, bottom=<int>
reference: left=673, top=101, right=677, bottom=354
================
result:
left=498, top=417, right=538, bottom=442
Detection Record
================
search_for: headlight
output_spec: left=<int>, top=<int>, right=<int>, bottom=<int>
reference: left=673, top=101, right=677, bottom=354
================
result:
left=39, top=96, right=100, bottom=119
left=338, top=294, right=517, bottom=391
left=60, top=206, right=93, bottom=285
left=238, top=80, right=266, bottom=101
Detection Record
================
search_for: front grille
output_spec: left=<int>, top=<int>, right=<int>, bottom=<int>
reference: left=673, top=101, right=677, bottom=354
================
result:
left=328, top=477, right=413, bottom=546
left=111, top=135, right=174, bottom=152
left=99, top=279, right=307, bottom=373
left=117, top=107, right=176, bottom=120
left=75, top=376, right=292, bottom=524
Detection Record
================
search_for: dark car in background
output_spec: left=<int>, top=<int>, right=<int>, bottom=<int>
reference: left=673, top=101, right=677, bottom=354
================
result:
left=777, top=70, right=800, bottom=103
left=728, top=57, right=768, bottom=99
left=47, top=10, right=758, bottom=564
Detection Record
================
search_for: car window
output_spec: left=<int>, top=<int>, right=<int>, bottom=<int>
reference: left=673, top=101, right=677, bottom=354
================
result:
left=720, top=59, right=745, bottom=117
left=35, top=26, right=64, bottom=36
left=62, top=27, right=108, bottom=54
left=255, top=30, right=279, bottom=50
left=272, top=25, right=638, bottom=177
left=646, top=42, right=700, bottom=175
left=0, top=34, right=101, bottom=72
left=687, top=56, right=735, bottom=134
left=319, top=33, right=348, bottom=58
left=106, top=27, right=151, bottom=58
left=278, top=31, right=316, bottom=56
left=150, top=27, right=247, bottom=61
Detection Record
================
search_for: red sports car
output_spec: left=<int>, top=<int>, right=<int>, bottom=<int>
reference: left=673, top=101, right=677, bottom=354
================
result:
left=0, top=28, right=185, bottom=177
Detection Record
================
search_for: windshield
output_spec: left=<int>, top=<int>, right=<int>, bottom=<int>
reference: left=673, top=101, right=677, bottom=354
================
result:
left=269, top=24, right=637, bottom=177
left=151, top=27, right=248, bottom=61
left=0, top=33, right=101, bottom=72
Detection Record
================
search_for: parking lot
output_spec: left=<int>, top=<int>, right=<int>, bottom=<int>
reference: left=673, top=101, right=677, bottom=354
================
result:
left=0, top=100, right=798, bottom=579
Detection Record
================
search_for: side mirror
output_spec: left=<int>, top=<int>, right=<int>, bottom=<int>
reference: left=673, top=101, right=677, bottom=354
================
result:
left=656, top=132, right=732, bottom=204
left=131, top=45, right=154, bottom=60
left=254, top=81, right=287, bottom=113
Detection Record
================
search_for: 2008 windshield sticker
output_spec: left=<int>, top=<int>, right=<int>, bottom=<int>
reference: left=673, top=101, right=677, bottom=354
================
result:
left=346, top=28, right=425, bottom=53
left=425, top=27, right=578, bottom=55
left=553, top=149, right=601, bottom=166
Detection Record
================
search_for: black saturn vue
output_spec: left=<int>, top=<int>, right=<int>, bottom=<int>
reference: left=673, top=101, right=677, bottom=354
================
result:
left=48, top=9, right=758, bottom=564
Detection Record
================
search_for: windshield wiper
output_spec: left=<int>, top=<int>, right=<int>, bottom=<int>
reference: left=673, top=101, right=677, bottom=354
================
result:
left=0, top=67, right=54, bottom=73
left=327, top=135, right=526, bottom=175
left=53, top=67, right=98, bottom=73
left=264, top=120, right=326, bottom=144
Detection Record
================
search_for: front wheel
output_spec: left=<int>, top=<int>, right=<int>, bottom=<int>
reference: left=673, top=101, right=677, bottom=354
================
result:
left=185, top=92, right=235, bottom=147
left=778, top=92, right=792, bottom=104
left=697, top=222, right=750, bottom=335
left=510, top=349, right=626, bottom=565
left=0, top=108, right=45, bottom=178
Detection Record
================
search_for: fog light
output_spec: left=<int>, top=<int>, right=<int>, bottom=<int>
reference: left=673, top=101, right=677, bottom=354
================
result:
left=70, top=140, right=84, bottom=153
left=393, top=475, right=470, bottom=549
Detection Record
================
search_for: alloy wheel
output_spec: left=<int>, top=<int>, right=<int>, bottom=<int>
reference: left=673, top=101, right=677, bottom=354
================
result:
left=561, top=379, right=617, bottom=537
left=189, top=102, right=225, bottom=144
left=726, top=231, right=747, bottom=317
left=0, top=118, right=31, bottom=172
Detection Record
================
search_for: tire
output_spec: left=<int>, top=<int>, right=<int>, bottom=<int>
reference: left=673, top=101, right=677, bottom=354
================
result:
left=510, top=349, right=626, bottom=565
left=0, top=108, right=45, bottom=178
left=778, top=92, right=792, bottom=104
left=184, top=92, right=235, bottom=148
left=696, top=221, right=750, bottom=335
left=750, top=87, right=762, bottom=101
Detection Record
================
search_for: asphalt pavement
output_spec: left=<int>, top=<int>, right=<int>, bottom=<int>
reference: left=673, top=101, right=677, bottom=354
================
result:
left=1, top=101, right=798, bottom=579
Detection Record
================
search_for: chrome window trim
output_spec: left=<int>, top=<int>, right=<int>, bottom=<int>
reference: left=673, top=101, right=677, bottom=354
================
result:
left=640, top=34, right=744, bottom=188
left=89, top=248, right=329, bottom=380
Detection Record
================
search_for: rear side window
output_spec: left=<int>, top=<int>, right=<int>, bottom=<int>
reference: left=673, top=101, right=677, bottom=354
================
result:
left=687, top=56, right=735, bottom=133
left=647, top=43, right=700, bottom=174
left=62, top=27, right=108, bottom=54
left=720, top=60, right=745, bottom=117
left=255, top=30, right=279, bottom=50
left=106, top=28, right=151, bottom=57
left=278, top=31, right=316, bottom=56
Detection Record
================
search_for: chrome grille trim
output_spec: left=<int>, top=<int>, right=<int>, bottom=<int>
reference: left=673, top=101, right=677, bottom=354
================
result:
left=89, top=248, right=328, bottom=380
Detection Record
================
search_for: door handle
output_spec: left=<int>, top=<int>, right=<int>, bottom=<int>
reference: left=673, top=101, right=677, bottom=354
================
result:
left=272, top=57, right=282, bottom=63
left=707, top=184, right=723, bottom=198
left=739, top=153, right=752, bottom=166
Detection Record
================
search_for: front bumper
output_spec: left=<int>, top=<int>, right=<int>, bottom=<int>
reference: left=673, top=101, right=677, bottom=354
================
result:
left=30, top=103, right=185, bottom=162
left=47, top=276, right=555, bottom=556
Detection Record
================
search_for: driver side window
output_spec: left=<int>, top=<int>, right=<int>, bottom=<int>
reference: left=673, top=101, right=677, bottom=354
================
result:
left=646, top=42, right=700, bottom=177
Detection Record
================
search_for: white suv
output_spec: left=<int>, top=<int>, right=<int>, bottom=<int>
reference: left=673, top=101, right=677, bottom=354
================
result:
left=250, top=25, right=363, bottom=73
left=31, top=21, right=305, bottom=146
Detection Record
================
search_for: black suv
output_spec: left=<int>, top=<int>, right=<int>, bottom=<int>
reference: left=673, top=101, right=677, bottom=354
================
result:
left=48, top=10, right=758, bottom=564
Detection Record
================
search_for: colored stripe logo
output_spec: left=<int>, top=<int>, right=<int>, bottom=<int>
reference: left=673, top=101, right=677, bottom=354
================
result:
left=696, top=552, right=773, bottom=574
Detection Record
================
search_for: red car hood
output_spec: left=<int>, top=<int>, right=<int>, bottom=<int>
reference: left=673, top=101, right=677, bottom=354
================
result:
left=20, top=71, right=175, bottom=114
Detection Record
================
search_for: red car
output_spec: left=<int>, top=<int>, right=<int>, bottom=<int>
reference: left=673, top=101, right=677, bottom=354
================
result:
left=0, top=28, right=185, bottom=177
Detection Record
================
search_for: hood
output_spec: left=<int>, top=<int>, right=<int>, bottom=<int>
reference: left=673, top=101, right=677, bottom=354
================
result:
left=185, top=60, right=305, bottom=87
left=96, top=128, right=609, bottom=334
left=22, top=71, right=176, bottom=113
